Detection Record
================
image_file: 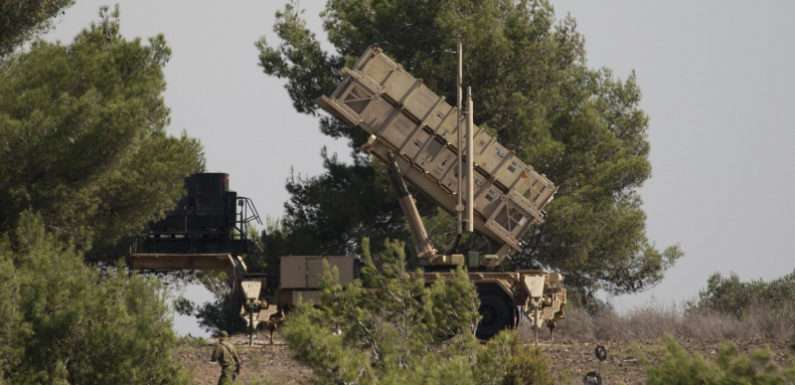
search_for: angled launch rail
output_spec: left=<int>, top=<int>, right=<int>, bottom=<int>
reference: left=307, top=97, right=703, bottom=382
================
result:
left=319, top=47, right=557, bottom=254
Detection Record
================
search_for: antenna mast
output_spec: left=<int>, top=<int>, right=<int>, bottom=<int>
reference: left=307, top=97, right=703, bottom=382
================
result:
left=456, top=40, right=464, bottom=235
left=466, top=86, right=474, bottom=233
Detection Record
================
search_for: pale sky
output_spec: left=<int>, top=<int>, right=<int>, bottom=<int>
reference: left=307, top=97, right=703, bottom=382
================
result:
left=46, top=1, right=795, bottom=335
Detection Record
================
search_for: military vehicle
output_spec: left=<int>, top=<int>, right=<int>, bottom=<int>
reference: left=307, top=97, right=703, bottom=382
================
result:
left=315, top=46, right=565, bottom=338
left=128, top=46, right=566, bottom=340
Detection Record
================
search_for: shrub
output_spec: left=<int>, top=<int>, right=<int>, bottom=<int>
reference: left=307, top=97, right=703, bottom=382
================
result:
left=692, top=272, right=795, bottom=318
left=0, top=213, right=189, bottom=385
left=282, top=238, right=552, bottom=385
left=677, top=309, right=748, bottom=341
left=647, top=337, right=795, bottom=385
left=542, top=270, right=795, bottom=344
left=504, top=345, right=553, bottom=385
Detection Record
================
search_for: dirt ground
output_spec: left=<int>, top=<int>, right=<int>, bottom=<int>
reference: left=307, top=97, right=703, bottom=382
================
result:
left=541, top=338, right=792, bottom=385
left=176, top=333, right=792, bottom=385
left=176, top=334, right=311, bottom=385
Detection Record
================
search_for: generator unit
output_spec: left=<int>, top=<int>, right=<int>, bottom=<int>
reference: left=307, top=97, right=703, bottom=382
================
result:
left=133, top=173, right=260, bottom=255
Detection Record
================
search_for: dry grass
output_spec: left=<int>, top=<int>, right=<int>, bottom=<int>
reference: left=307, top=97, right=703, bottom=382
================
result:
left=529, top=302, right=795, bottom=344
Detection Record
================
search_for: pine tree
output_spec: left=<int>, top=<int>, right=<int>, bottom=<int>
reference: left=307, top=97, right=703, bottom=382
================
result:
left=0, top=212, right=190, bottom=385
left=0, top=7, right=204, bottom=256
left=0, top=0, right=74, bottom=58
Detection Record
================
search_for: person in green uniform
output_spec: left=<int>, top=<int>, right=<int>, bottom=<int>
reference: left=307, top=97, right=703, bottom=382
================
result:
left=210, top=331, right=241, bottom=385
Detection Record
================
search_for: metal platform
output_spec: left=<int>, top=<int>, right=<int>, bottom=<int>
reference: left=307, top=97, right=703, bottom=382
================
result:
left=126, top=252, right=246, bottom=271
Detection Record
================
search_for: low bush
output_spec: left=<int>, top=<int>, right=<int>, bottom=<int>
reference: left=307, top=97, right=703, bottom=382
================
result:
left=0, top=213, right=189, bottom=384
left=692, top=271, right=795, bottom=319
left=647, top=338, right=795, bottom=385
left=503, top=344, right=553, bottom=385
left=541, top=271, right=795, bottom=344
left=282, top=238, right=552, bottom=385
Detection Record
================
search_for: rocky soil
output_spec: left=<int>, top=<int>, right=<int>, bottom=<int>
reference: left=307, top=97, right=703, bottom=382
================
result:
left=176, top=333, right=792, bottom=385
left=176, top=334, right=310, bottom=385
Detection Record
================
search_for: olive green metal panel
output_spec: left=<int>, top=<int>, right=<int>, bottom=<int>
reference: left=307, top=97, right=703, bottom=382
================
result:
left=319, top=46, right=557, bottom=252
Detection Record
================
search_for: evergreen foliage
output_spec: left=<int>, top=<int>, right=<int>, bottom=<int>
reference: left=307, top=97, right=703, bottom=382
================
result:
left=502, top=344, right=553, bottom=385
left=194, top=292, right=247, bottom=333
left=647, top=338, right=795, bottom=385
left=692, top=271, right=795, bottom=318
left=0, top=7, right=203, bottom=384
left=279, top=151, right=404, bottom=256
left=0, top=213, right=190, bottom=385
left=256, top=0, right=682, bottom=299
left=282, top=238, right=552, bottom=385
left=0, top=0, right=75, bottom=58
left=0, top=7, right=204, bottom=256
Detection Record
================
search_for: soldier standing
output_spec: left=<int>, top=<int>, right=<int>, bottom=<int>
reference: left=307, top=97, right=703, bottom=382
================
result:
left=210, top=331, right=241, bottom=385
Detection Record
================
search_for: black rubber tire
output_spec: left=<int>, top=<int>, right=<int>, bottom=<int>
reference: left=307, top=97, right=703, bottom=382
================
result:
left=595, top=345, right=608, bottom=362
left=475, top=285, right=515, bottom=340
left=583, top=371, right=602, bottom=385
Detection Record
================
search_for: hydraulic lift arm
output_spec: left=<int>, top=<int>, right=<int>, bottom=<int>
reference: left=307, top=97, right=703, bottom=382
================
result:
left=386, top=152, right=438, bottom=261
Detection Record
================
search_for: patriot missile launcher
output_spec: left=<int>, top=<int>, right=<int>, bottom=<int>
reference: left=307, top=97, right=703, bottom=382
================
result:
left=318, top=46, right=565, bottom=338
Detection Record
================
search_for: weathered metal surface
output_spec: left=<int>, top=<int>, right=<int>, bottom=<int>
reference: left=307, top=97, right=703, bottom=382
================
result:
left=127, top=252, right=250, bottom=295
left=319, top=46, right=557, bottom=252
left=127, top=252, right=242, bottom=271
left=279, top=255, right=355, bottom=289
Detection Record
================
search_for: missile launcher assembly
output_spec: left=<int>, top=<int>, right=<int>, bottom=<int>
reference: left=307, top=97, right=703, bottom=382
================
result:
left=129, top=46, right=566, bottom=340
left=319, top=47, right=566, bottom=337
left=320, top=47, right=556, bottom=254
